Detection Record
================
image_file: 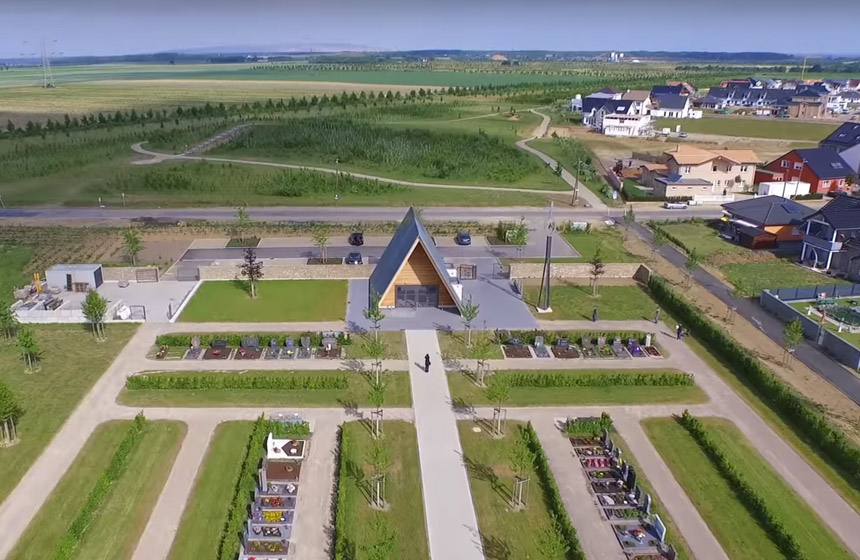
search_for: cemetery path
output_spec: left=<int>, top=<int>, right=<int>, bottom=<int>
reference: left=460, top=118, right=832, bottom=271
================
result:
left=406, top=329, right=486, bottom=560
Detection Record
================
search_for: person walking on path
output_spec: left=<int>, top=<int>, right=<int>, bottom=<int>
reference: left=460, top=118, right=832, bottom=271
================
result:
left=424, top=353, right=431, bottom=373
left=654, top=308, right=661, bottom=324
left=592, top=307, right=599, bottom=323
left=676, top=325, right=683, bottom=340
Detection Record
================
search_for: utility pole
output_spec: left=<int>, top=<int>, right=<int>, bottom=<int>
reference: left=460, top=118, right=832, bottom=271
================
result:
left=800, top=57, right=809, bottom=82
left=335, top=158, right=340, bottom=204
left=570, top=158, right=581, bottom=206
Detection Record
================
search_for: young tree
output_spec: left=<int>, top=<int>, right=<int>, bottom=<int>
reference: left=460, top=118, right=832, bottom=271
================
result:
left=460, top=296, right=480, bottom=347
left=509, top=434, right=532, bottom=509
left=368, top=440, right=391, bottom=508
left=589, top=242, right=605, bottom=297
left=651, top=227, right=667, bottom=258
left=469, top=333, right=496, bottom=386
left=622, top=205, right=636, bottom=240
left=82, top=290, right=108, bottom=340
left=554, top=161, right=563, bottom=176
left=363, top=336, right=389, bottom=384
left=122, top=228, right=143, bottom=266
left=368, top=378, right=386, bottom=438
left=240, top=248, right=264, bottom=298
left=783, top=318, right=804, bottom=368
left=0, top=380, right=24, bottom=446
left=312, top=228, right=330, bottom=261
left=537, top=517, right=570, bottom=557
left=0, top=299, right=18, bottom=340
left=363, top=291, right=386, bottom=340
left=16, top=327, right=40, bottom=372
left=233, top=205, right=251, bottom=244
left=485, top=380, right=510, bottom=436
left=684, top=248, right=700, bottom=288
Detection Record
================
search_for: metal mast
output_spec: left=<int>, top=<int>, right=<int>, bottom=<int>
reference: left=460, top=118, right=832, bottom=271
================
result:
left=40, top=39, right=55, bottom=88
left=537, top=203, right=554, bottom=312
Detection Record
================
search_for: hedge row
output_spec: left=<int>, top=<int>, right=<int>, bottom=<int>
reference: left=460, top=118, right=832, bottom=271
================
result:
left=53, top=414, right=148, bottom=560
left=649, top=221, right=694, bottom=255
left=155, top=331, right=352, bottom=348
left=500, top=371, right=693, bottom=388
left=333, top=426, right=353, bottom=560
left=561, top=413, right=613, bottom=437
left=127, top=373, right=349, bottom=391
left=649, top=276, right=860, bottom=488
left=679, top=411, right=806, bottom=559
left=522, top=423, right=586, bottom=560
left=496, top=330, right=649, bottom=346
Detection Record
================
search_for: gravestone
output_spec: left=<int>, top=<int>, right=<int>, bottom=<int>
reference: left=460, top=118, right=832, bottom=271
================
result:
left=556, top=338, right=569, bottom=348
left=242, top=337, right=259, bottom=349
left=644, top=494, right=652, bottom=515
left=211, top=339, right=228, bottom=349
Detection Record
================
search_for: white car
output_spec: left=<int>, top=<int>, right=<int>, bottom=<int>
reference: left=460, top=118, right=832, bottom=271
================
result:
left=663, top=201, right=689, bottom=210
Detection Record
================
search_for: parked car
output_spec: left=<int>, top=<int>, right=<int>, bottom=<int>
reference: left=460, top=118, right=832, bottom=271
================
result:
left=456, top=231, right=472, bottom=246
left=678, top=132, right=688, bottom=138
left=345, top=252, right=363, bottom=265
left=348, top=232, right=364, bottom=246
left=663, top=201, right=689, bottom=210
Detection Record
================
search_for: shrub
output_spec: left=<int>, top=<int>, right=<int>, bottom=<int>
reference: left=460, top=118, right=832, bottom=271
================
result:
left=127, top=373, right=349, bottom=391
left=155, top=331, right=352, bottom=348
left=333, top=426, right=352, bottom=560
left=499, top=371, right=693, bottom=388
left=561, top=412, right=613, bottom=436
left=649, top=276, right=860, bottom=489
left=678, top=411, right=807, bottom=559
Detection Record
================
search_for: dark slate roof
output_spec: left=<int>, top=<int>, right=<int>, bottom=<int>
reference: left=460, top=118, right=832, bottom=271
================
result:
left=597, top=87, right=618, bottom=95
left=806, top=194, right=860, bottom=230
left=583, top=97, right=634, bottom=115
left=656, top=175, right=711, bottom=186
left=820, top=122, right=860, bottom=149
left=651, top=85, right=684, bottom=96
left=653, top=93, right=688, bottom=110
left=368, top=207, right=462, bottom=309
left=721, top=195, right=815, bottom=226
left=794, top=87, right=824, bottom=98
left=794, top=148, right=852, bottom=179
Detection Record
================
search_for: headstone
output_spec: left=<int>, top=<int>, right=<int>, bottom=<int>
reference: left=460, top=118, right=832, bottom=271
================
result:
left=191, top=336, right=201, bottom=350
left=597, top=336, right=607, bottom=348
left=300, top=336, right=311, bottom=349
left=534, top=336, right=544, bottom=348
left=212, top=339, right=228, bottom=349
left=556, top=338, right=569, bottom=348
left=627, top=467, right=638, bottom=490
left=652, top=514, right=667, bottom=543
left=285, top=337, right=295, bottom=349
left=601, top=428, right=609, bottom=445
left=269, top=338, right=279, bottom=348
left=645, top=333, right=652, bottom=347
left=509, top=337, right=523, bottom=347
left=644, top=493, right=652, bottom=515
left=322, top=336, right=338, bottom=349
left=242, top=337, right=259, bottom=349
left=620, top=463, right=629, bottom=480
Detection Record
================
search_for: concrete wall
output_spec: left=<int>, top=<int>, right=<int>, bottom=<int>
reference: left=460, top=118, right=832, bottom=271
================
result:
left=102, top=267, right=160, bottom=282
left=13, top=299, right=124, bottom=324
left=510, top=263, right=648, bottom=281
left=759, top=291, right=822, bottom=339
left=199, top=263, right=374, bottom=280
left=821, top=330, right=860, bottom=371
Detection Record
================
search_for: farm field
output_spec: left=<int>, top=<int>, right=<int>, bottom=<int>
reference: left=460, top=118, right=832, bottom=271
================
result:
left=523, top=284, right=662, bottom=321
left=655, top=116, right=839, bottom=141
left=644, top=417, right=853, bottom=560
left=336, top=421, right=430, bottom=560
left=0, top=324, right=138, bottom=503
left=178, top=280, right=348, bottom=322
left=120, top=370, right=412, bottom=407
left=447, top=370, right=706, bottom=406
left=168, top=422, right=254, bottom=560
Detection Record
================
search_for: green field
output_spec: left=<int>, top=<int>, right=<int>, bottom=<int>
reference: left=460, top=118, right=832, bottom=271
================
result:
left=8, top=420, right=185, bottom=560
left=168, top=422, right=254, bottom=560
left=0, top=324, right=138, bottom=503
left=448, top=370, right=706, bottom=406
left=120, top=370, right=412, bottom=407
left=523, top=284, right=661, bottom=321
left=336, top=421, right=429, bottom=559
left=0, top=243, right=32, bottom=295
left=458, top=421, right=568, bottom=560
left=179, top=280, right=348, bottom=322
left=644, top=417, right=853, bottom=560
left=720, top=260, right=851, bottom=297
left=563, top=227, right=639, bottom=262
left=527, top=137, right=622, bottom=206
left=655, top=117, right=838, bottom=141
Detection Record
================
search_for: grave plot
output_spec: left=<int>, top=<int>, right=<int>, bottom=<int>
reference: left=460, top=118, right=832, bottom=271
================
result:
left=491, top=330, right=664, bottom=361
left=561, top=415, right=677, bottom=559
left=150, top=331, right=357, bottom=362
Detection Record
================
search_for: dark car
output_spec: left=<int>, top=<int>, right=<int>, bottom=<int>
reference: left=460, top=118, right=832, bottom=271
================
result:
left=456, top=231, right=471, bottom=246
left=345, top=252, right=363, bottom=265
left=348, top=232, right=364, bottom=246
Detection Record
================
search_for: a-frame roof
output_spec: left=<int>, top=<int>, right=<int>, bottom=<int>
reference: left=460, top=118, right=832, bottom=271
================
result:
left=368, top=207, right=462, bottom=310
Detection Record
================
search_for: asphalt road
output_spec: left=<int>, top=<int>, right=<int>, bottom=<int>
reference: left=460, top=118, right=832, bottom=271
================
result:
left=631, top=222, right=860, bottom=406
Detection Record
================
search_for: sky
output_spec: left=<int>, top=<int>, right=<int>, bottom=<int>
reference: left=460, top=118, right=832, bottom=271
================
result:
left=2, top=0, right=860, bottom=58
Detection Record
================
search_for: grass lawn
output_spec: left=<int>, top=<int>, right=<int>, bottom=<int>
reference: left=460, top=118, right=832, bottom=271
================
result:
left=458, top=420, right=566, bottom=560
left=643, top=417, right=784, bottom=560
left=523, top=283, right=661, bottom=321
left=168, top=422, right=254, bottom=560
left=563, top=227, right=639, bottom=263
left=337, top=421, right=429, bottom=559
left=448, top=370, right=706, bottom=407
left=438, top=330, right=504, bottom=360
left=8, top=421, right=131, bottom=560
left=0, top=243, right=31, bottom=296
left=178, top=280, right=348, bottom=322
left=720, top=260, right=851, bottom=297
left=654, top=117, right=838, bottom=141
left=0, top=324, right=138, bottom=503
left=120, top=370, right=412, bottom=407
left=645, top=417, right=853, bottom=560
left=72, top=421, right=186, bottom=560
left=657, top=221, right=745, bottom=260
left=344, top=331, right=408, bottom=360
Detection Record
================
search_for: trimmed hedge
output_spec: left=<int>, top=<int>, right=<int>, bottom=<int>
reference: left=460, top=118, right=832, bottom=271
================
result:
left=499, top=371, right=693, bottom=388
left=155, top=331, right=352, bottom=348
left=521, top=423, right=585, bottom=560
left=333, top=425, right=352, bottom=560
left=53, top=414, right=148, bottom=560
left=562, top=413, right=613, bottom=437
left=649, top=276, right=860, bottom=489
left=127, top=373, right=348, bottom=391
left=495, top=329, right=649, bottom=346
left=649, top=220, right=694, bottom=255
left=679, top=411, right=806, bottom=559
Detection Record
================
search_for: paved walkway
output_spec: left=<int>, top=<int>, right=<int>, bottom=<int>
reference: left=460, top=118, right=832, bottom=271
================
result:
left=405, top=330, right=485, bottom=560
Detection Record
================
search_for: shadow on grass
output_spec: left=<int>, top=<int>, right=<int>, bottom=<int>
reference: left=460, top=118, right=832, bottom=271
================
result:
left=343, top=457, right=372, bottom=504
left=480, top=532, right=512, bottom=560
left=451, top=396, right=475, bottom=415
left=338, top=398, right=360, bottom=417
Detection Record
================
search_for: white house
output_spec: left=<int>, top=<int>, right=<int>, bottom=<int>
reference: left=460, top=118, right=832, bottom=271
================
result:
left=649, top=94, right=703, bottom=119
left=602, top=113, right=653, bottom=137
left=758, top=180, right=811, bottom=198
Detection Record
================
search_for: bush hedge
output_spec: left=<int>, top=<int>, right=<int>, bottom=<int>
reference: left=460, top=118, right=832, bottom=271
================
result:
left=500, top=371, right=693, bottom=388
left=521, top=422, right=586, bottom=560
left=333, top=426, right=352, bottom=560
left=127, top=373, right=348, bottom=391
left=678, top=411, right=806, bottom=559
left=649, top=276, right=860, bottom=489
left=155, top=331, right=352, bottom=348
left=649, top=221, right=693, bottom=255
left=495, top=329, right=649, bottom=346
left=561, top=412, right=613, bottom=437
left=53, top=414, right=148, bottom=560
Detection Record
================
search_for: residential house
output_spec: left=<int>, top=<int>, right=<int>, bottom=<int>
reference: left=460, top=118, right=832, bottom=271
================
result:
left=641, top=145, right=759, bottom=196
left=800, top=194, right=860, bottom=273
left=582, top=98, right=652, bottom=136
left=721, top=78, right=757, bottom=88
left=764, top=148, right=853, bottom=194
left=651, top=84, right=687, bottom=96
left=787, top=88, right=827, bottom=119
left=601, top=112, right=653, bottom=137
left=843, top=239, right=860, bottom=282
left=819, top=122, right=860, bottom=174
left=720, top=195, right=814, bottom=249
left=827, top=90, right=860, bottom=112
left=650, top=94, right=702, bottom=119
left=666, top=81, right=697, bottom=95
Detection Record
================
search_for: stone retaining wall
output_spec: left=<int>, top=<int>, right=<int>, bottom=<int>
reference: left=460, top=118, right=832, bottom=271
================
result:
left=102, top=267, right=160, bottom=282
left=510, top=263, right=650, bottom=282
left=199, top=263, right=374, bottom=280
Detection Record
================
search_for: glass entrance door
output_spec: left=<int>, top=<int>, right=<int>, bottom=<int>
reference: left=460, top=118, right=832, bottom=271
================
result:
left=395, top=285, right=439, bottom=308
